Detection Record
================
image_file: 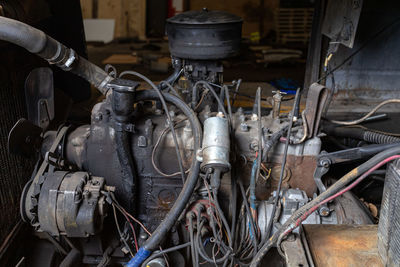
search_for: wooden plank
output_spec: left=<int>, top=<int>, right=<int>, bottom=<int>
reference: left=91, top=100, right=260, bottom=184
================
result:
left=93, top=0, right=146, bottom=40
left=126, top=0, right=146, bottom=40
left=80, top=0, right=93, bottom=19
left=97, top=0, right=127, bottom=38
left=275, top=7, right=313, bottom=44
left=189, top=0, right=279, bottom=37
left=102, top=54, right=140, bottom=65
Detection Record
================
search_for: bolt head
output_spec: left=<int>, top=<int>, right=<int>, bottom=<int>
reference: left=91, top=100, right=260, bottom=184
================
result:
left=240, top=123, right=249, bottom=132
left=319, top=206, right=330, bottom=216
left=94, top=113, right=103, bottom=122
left=320, top=159, right=330, bottom=168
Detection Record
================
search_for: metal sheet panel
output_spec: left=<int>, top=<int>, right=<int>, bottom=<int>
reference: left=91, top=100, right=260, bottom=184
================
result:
left=304, top=224, right=383, bottom=267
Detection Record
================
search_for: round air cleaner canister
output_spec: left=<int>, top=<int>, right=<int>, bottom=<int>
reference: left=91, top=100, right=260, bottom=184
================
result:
left=166, top=9, right=242, bottom=60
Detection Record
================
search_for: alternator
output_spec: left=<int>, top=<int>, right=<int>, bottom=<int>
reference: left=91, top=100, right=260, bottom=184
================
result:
left=258, top=188, right=337, bottom=240
left=22, top=171, right=108, bottom=237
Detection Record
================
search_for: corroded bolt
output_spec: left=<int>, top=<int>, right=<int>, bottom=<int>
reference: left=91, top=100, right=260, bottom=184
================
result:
left=319, top=206, right=330, bottom=217
left=240, top=122, right=249, bottom=132
left=250, top=140, right=259, bottom=151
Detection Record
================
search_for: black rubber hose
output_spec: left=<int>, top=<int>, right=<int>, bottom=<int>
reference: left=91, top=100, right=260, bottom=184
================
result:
left=114, top=131, right=136, bottom=212
left=323, top=123, right=400, bottom=144
left=250, top=144, right=400, bottom=266
left=363, top=131, right=400, bottom=144
left=323, top=124, right=365, bottom=140
left=0, top=16, right=47, bottom=53
left=158, top=66, right=182, bottom=91
left=262, top=126, right=288, bottom=162
left=134, top=90, right=202, bottom=251
left=112, top=87, right=137, bottom=213
left=59, top=248, right=81, bottom=267
left=0, top=16, right=111, bottom=94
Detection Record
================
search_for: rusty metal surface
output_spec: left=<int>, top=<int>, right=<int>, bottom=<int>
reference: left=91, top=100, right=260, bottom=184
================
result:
left=321, top=0, right=363, bottom=48
left=254, top=154, right=319, bottom=199
left=282, top=236, right=310, bottom=267
left=304, top=224, right=383, bottom=267
left=287, top=155, right=318, bottom=197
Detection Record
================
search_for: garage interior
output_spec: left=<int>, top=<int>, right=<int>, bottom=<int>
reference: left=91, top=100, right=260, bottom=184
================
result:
left=1, top=0, right=400, bottom=266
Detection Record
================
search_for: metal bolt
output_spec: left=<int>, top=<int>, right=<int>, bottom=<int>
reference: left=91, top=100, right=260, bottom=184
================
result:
left=169, top=110, right=176, bottom=120
left=138, top=136, right=147, bottom=147
left=240, top=122, right=249, bottom=132
left=319, top=206, right=330, bottom=217
left=286, top=234, right=296, bottom=242
left=320, top=159, right=330, bottom=168
left=94, top=113, right=103, bottom=122
left=250, top=140, right=258, bottom=151
left=185, top=65, right=193, bottom=72
left=140, top=232, right=148, bottom=240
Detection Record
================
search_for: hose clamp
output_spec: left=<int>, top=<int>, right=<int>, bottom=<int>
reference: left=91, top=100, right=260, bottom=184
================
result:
left=58, top=48, right=77, bottom=71
left=99, top=75, right=114, bottom=94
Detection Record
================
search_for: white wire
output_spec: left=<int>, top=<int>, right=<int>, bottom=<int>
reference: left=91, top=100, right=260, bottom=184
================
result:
left=330, top=99, right=400, bottom=126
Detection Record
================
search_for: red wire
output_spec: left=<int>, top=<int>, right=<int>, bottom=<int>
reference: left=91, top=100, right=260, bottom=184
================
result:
left=284, top=154, right=400, bottom=235
left=119, top=207, right=139, bottom=252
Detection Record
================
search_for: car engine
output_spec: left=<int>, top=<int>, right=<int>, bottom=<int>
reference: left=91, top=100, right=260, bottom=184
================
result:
left=3, top=8, right=400, bottom=267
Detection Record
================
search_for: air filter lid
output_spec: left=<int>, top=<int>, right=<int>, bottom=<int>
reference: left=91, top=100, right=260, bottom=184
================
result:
left=167, top=8, right=242, bottom=25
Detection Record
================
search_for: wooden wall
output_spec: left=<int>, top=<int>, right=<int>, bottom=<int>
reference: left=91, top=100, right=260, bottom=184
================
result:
left=189, top=0, right=280, bottom=37
left=80, top=0, right=146, bottom=40
left=80, top=0, right=279, bottom=40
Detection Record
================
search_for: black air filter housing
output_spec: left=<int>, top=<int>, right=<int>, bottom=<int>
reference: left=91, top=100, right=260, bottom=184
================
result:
left=166, top=9, right=242, bottom=60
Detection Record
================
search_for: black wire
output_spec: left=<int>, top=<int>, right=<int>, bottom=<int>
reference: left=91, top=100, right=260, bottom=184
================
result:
left=204, top=177, right=231, bottom=255
left=112, top=204, right=133, bottom=257
left=188, top=216, right=198, bottom=267
left=119, top=71, right=186, bottom=183
left=237, top=180, right=258, bottom=253
left=193, top=81, right=230, bottom=121
left=256, top=87, right=262, bottom=217
left=196, top=221, right=232, bottom=264
left=212, top=188, right=233, bottom=248
left=224, top=85, right=233, bottom=122
left=236, top=209, right=248, bottom=252
left=261, top=89, right=300, bottom=246
left=140, top=242, right=191, bottom=267
left=316, top=16, right=400, bottom=84
left=159, top=80, right=182, bottom=100
left=321, top=63, right=336, bottom=117
left=230, top=167, right=238, bottom=251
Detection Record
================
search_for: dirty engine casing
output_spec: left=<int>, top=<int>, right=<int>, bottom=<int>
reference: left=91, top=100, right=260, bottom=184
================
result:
left=4, top=8, right=377, bottom=267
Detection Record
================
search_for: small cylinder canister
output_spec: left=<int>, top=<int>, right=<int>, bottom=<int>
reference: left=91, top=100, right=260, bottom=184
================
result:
left=199, top=116, right=230, bottom=172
